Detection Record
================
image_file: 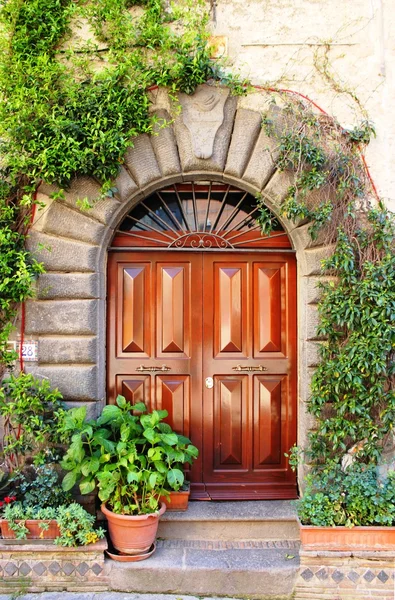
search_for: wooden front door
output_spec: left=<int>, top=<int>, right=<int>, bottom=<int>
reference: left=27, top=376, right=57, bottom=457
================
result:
left=107, top=250, right=297, bottom=499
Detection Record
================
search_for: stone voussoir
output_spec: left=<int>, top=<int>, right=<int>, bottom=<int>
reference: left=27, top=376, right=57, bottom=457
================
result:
left=174, top=87, right=237, bottom=173
left=34, top=201, right=106, bottom=245
left=124, top=134, right=162, bottom=188
left=151, top=109, right=182, bottom=177
left=225, top=107, right=262, bottom=178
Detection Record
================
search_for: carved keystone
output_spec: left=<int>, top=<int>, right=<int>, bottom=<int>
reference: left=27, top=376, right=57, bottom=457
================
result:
left=179, top=85, right=229, bottom=159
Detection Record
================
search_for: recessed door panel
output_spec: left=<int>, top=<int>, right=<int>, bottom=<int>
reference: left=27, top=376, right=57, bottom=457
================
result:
left=213, top=376, right=248, bottom=470
left=157, top=263, right=190, bottom=358
left=156, top=375, right=190, bottom=439
left=117, top=263, right=150, bottom=358
left=253, top=375, right=286, bottom=467
left=254, top=265, right=285, bottom=356
left=214, top=264, right=248, bottom=357
left=116, top=375, right=151, bottom=410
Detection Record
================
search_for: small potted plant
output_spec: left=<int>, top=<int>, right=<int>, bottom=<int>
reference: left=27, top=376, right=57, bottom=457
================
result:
left=1, top=500, right=105, bottom=546
left=60, top=396, right=198, bottom=557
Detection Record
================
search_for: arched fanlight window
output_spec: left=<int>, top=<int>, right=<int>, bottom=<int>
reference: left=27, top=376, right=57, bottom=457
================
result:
left=112, top=181, right=291, bottom=250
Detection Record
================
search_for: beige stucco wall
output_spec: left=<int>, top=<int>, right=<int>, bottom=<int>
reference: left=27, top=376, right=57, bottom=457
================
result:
left=210, top=0, right=394, bottom=211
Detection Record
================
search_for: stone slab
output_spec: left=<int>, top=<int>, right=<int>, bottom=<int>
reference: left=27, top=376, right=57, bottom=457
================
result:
left=36, top=202, right=106, bottom=245
left=25, top=365, right=99, bottom=402
left=243, top=128, right=278, bottom=190
left=158, top=501, right=299, bottom=542
left=113, top=166, right=139, bottom=202
left=40, top=177, right=121, bottom=225
left=37, top=273, right=100, bottom=300
left=27, top=232, right=98, bottom=273
left=151, top=109, right=181, bottom=176
left=161, top=500, right=298, bottom=521
left=25, top=300, right=98, bottom=336
left=225, top=108, right=262, bottom=178
left=107, top=545, right=299, bottom=598
left=38, top=336, right=97, bottom=364
left=124, top=135, right=162, bottom=188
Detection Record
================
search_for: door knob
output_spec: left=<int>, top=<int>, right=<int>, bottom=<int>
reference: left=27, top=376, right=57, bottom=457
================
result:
left=205, top=377, right=214, bottom=389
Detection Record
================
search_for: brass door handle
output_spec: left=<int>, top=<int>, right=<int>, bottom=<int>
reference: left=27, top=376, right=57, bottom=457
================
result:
left=136, top=365, right=171, bottom=372
left=232, top=364, right=268, bottom=372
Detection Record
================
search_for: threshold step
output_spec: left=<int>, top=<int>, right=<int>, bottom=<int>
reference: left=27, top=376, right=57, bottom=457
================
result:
left=106, top=541, right=300, bottom=599
left=158, top=500, right=299, bottom=541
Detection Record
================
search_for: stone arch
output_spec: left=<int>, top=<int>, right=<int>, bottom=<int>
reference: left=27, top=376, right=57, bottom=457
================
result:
left=25, top=84, right=332, bottom=458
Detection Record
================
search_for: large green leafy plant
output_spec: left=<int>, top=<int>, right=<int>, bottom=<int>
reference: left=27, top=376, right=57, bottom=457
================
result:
left=60, top=395, right=198, bottom=515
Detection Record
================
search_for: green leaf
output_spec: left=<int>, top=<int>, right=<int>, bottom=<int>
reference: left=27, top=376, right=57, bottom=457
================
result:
left=127, top=471, right=141, bottom=483
left=160, top=433, right=178, bottom=446
left=143, top=428, right=158, bottom=443
left=80, top=479, right=96, bottom=495
left=62, top=471, right=77, bottom=491
left=167, top=468, right=184, bottom=490
left=132, top=402, right=147, bottom=413
left=97, top=405, right=122, bottom=424
left=116, top=395, right=127, bottom=408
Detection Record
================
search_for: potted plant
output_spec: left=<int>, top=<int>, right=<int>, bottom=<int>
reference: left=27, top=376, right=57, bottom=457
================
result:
left=1, top=500, right=105, bottom=546
left=60, top=395, right=198, bottom=556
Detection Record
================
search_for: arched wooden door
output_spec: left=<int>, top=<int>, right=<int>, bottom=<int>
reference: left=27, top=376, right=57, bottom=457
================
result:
left=107, top=183, right=297, bottom=499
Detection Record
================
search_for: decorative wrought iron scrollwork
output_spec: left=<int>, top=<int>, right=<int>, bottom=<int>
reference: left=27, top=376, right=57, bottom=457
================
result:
left=169, top=232, right=233, bottom=249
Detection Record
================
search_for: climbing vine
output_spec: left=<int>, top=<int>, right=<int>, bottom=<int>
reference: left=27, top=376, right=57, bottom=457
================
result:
left=261, top=93, right=395, bottom=522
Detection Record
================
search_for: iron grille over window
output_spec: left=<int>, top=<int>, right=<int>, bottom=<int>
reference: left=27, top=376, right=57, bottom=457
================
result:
left=113, top=182, right=291, bottom=250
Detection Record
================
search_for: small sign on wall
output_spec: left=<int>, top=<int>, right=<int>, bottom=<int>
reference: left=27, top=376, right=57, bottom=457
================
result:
left=17, top=341, right=39, bottom=362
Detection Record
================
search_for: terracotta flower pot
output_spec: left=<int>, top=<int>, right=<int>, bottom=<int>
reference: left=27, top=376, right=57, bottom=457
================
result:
left=101, top=502, right=166, bottom=555
left=159, top=488, right=190, bottom=512
left=299, top=523, right=395, bottom=551
left=0, top=519, right=60, bottom=540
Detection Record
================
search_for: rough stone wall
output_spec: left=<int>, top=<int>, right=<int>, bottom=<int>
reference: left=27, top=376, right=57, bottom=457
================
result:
left=211, top=0, right=395, bottom=212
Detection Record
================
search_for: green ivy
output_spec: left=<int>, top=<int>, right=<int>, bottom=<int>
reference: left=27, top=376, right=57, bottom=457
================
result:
left=263, top=97, right=395, bottom=524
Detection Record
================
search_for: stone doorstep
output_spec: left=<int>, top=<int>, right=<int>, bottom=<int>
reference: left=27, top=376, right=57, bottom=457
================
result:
left=158, top=500, right=300, bottom=542
left=105, top=542, right=300, bottom=599
left=0, top=539, right=109, bottom=593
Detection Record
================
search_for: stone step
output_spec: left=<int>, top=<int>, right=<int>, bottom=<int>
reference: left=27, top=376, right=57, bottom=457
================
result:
left=158, top=500, right=300, bottom=541
left=106, top=539, right=300, bottom=599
